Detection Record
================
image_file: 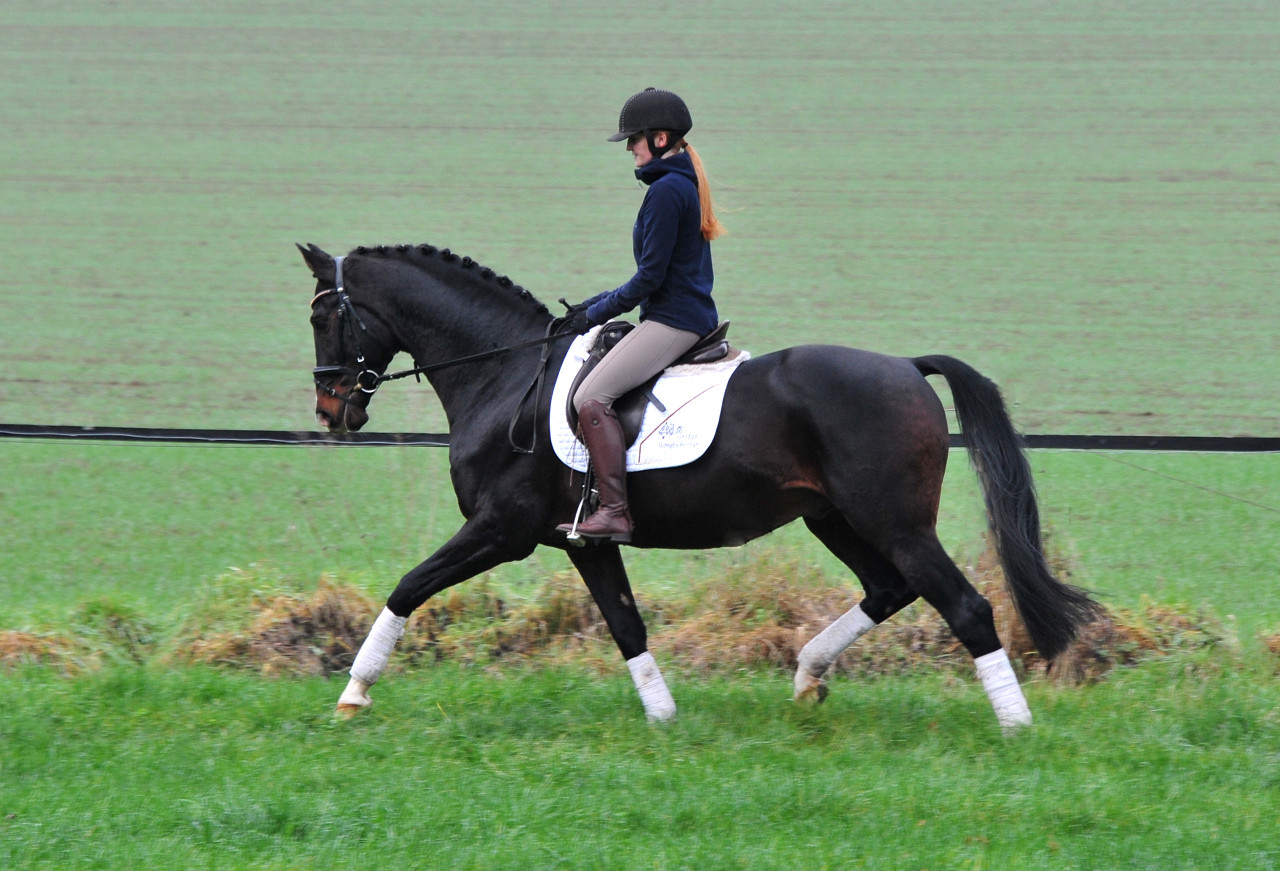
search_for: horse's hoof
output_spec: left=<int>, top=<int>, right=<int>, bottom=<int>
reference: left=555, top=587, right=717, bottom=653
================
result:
left=794, top=671, right=829, bottom=704
left=335, top=677, right=372, bottom=718
left=794, top=682, right=829, bottom=705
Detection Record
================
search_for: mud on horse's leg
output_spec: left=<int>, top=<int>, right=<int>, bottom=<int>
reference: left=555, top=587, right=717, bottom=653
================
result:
left=567, top=544, right=675, bottom=721
left=336, top=515, right=534, bottom=718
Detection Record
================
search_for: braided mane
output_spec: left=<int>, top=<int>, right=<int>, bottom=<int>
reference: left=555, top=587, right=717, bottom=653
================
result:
left=349, top=243, right=551, bottom=316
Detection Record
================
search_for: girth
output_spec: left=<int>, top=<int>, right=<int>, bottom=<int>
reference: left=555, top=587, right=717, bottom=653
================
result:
left=565, top=321, right=733, bottom=448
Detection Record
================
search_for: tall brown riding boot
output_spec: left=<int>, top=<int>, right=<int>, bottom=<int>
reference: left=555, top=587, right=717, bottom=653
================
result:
left=557, top=399, right=633, bottom=543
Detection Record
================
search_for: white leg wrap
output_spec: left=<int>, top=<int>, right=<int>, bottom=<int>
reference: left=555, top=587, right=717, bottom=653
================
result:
left=974, top=648, right=1033, bottom=731
left=626, top=651, right=676, bottom=722
left=795, top=603, right=876, bottom=698
left=349, top=607, right=407, bottom=687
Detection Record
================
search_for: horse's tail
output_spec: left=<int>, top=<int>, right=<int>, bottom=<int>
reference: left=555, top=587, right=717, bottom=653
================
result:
left=912, top=354, right=1100, bottom=660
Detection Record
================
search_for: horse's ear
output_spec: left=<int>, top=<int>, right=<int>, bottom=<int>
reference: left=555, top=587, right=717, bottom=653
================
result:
left=297, top=243, right=335, bottom=284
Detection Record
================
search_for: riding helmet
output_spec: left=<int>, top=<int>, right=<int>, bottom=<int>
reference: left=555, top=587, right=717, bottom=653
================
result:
left=607, top=87, right=692, bottom=142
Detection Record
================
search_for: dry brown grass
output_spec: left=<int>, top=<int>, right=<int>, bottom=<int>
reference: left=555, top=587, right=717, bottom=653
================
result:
left=655, top=549, right=1147, bottom=681
left=169, top=569, right=614, bottom=677
left=963, top=547, right=1223, bottom=684
left=655, top=554, right=876, bottom=672
left=173, top=579, right=379, bottom=676
left=0, top=630, right=88, bottom=673
left=0, top=599, right=157, bottom=675
left=400, top=572, right=614, bottom=666
left=14, top=550, right=1228, bottom=683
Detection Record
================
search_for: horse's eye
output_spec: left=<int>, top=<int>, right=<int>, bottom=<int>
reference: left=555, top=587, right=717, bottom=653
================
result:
left=311, top=314, right=328, bottom=331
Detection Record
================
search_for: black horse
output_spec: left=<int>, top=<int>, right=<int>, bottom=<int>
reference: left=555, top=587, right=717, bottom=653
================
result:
left=299, top=242, right=1097, bottom=728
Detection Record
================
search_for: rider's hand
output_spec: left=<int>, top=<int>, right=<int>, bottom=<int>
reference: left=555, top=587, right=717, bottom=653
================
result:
left=564, top=308, right=594, bottom=335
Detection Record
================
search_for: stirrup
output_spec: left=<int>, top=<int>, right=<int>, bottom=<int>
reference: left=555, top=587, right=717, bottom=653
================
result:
left=561, top=455, right=596, bottom=547
left=562, top=493, right=588, bottom=547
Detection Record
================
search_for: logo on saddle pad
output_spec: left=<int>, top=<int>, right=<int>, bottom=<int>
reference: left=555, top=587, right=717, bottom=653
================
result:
left=550, top=324, right=750, bottom=473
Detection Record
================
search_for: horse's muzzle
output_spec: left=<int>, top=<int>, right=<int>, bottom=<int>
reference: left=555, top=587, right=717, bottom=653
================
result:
left=315, top=388, right=369, bottom=432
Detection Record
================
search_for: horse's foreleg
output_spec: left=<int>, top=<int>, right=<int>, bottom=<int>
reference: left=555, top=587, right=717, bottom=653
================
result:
left=338, top=607, right=407, bottom=711
left=336, top=514, right=534, bottom=717
left=567, top=544, right=675, bottom=721
left=795, top=515, right=919, bottom=702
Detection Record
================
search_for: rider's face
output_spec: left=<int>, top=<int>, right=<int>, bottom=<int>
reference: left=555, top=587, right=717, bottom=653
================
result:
left=627, top=132, right=667, bottom=168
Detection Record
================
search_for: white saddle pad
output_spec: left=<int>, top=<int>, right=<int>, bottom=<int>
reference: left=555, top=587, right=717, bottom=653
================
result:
left=549, top=325, right=750, bottom=473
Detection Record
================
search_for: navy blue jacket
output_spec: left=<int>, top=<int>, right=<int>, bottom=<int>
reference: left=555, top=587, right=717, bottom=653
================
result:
left=584, top=152, right=718, bottom=337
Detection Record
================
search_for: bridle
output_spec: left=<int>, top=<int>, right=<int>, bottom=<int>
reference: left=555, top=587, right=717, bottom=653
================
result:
left=310, top=254, right=577, bottom=452
left=311, top=256, right=385, bottom=401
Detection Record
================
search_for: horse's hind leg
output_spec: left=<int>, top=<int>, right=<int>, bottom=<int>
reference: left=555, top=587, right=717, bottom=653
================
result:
left=887, top=532, right=1031, bottom=730
left=567, top=544, right=675, bottom=721
left=795, top=513, right=920, bottom=701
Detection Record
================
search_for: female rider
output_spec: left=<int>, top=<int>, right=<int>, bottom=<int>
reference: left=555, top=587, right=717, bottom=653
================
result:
left=557, top=87, right=726, bottom=544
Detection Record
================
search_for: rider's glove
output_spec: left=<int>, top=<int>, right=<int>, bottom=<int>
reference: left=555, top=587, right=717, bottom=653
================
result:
left=564, top=308, right=595, bottom=335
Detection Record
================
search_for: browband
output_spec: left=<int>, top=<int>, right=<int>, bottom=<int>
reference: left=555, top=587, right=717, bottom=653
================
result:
left=309, top=254, right=346, bottom=307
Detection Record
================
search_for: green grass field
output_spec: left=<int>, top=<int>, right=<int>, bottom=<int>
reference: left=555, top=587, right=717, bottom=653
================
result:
left=4, top=663, right=1279, bottom=870
left=3, top=1, right=1279, bottom=867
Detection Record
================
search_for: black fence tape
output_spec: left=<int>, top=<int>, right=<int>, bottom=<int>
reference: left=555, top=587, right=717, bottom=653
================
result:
left=0, top=424, right=448, bottom=447
left=1, top=424, right=1277, bottom=452
left=1011, top=434, right=1280, bottom=452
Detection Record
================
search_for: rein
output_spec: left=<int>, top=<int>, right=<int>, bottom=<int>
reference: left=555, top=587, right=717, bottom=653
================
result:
left=311, top=255, right=576, bottom=452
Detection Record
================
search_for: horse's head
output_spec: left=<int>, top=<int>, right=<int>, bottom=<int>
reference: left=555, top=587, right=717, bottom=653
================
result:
left=298, top=244, right=397, bottom=433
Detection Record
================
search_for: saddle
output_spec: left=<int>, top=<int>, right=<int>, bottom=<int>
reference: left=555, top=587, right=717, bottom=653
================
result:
left=565, top=321, right=733, bottom=448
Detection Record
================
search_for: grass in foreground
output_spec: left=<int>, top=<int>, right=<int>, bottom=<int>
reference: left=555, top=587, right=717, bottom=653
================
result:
left=2, top=661, right=1277, bottom=870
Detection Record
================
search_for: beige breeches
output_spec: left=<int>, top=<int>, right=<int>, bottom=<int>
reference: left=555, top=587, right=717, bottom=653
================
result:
left=573, top=319, right=701, bottom=413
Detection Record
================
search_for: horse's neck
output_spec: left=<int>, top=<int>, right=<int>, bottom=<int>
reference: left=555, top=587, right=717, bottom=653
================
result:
left=387, top=278, right=552, bottom=426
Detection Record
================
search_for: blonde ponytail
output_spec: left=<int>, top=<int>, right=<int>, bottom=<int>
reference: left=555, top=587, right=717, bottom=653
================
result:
left=683, top=143, right=726, bottom=241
